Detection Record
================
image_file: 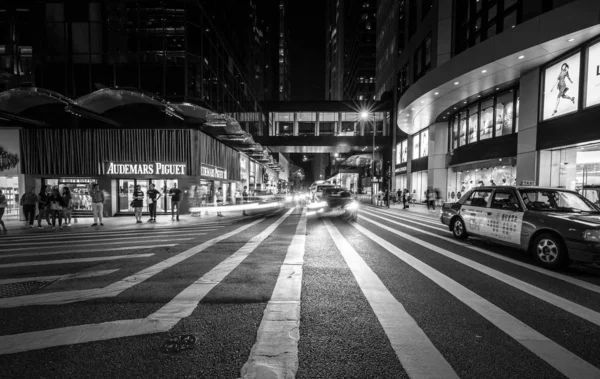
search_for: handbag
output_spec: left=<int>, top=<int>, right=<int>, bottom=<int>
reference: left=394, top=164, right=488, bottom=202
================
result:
left=50, top=201, right=62, bottom=211
left=130, top=200, right=135, bottom=208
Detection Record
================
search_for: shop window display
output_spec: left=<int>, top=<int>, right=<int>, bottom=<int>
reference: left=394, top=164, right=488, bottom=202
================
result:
left=459, top=111, right=467, bottom=146
left=468, top=105, right=478, bottom=144
left=0, top=177, right=20, bottom=220
left=446, top=166, right=517, bottom=202
left=413, top=135, right=420, bottom=159
left=411, top=171, right=428, bottom=203
left=480, top=99, right=494, bottom=140
left=420, top=129, right=428, bottom=157
left=496, top=92, right=514, bottom=136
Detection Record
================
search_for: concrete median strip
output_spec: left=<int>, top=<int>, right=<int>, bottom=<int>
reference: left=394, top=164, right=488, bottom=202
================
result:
left=363, top=208, right=600, bottom=296
left=354, top=216, right=600, bottom=379
left=0, top=209, right=294, bottom=355
left=324, top=219, right=459, bottom=379
left=239, top=210, right=307, bottom=379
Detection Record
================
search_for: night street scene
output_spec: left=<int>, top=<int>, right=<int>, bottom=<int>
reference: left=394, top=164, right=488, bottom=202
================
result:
left=2, top=1, right=600, bottom=378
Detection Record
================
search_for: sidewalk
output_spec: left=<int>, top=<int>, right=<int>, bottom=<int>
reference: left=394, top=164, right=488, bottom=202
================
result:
left=0, top=210, right=252, bottom=236
left=361, top=200, right=441, bottom=217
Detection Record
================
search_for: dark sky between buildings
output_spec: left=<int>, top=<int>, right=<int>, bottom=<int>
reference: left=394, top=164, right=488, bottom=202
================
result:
left=287, top=0, right=326, bottom=101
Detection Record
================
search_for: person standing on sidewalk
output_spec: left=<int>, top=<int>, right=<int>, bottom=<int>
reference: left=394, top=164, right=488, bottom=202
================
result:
left=402, top=189, right=409, bottom=209
left=62, top=187, right=73, bottom=227
left=47, top=188, right=65, bottom=230
left=37, top=185, right=51, bottom=229
left=216, top=187, right=224, bottom=217
left=147, top=183, right=161, bottom=223
left=427, top=189, right=436, bottom=211
left=132, top=184, right=144, bottom=224
left=168, top=183, right=182, bottom=221
left=0, top=189, right=7, bottom=232
left=90, top=183, right=105, bottom=226
left=20, top=188, right=38, bottom=228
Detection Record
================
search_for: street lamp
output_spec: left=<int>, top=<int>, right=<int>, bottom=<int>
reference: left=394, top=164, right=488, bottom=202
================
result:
left=360, top=110, right=376, bottom=205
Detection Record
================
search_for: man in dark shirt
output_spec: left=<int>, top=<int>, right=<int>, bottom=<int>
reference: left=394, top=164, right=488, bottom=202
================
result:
left=147, top=183, right=161, bottom=223
left=168, top=183, right=182, bottom=221
left=37, top=185, right=51, bottom=229
left=20, top=188, right=38, bottom=228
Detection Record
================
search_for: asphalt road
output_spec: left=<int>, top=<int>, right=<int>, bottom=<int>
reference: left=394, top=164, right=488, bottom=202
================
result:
left=1, top=205, right=600, bottom=379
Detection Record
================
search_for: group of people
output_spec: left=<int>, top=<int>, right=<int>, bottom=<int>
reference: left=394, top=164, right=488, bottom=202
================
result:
left=16, top=185, right=78, bottom=230
left=130, top=183, right=183, bottom=223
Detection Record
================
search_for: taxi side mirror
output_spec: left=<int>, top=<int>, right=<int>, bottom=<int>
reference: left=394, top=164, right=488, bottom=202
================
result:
left=504, top=203, right=520, bottom=212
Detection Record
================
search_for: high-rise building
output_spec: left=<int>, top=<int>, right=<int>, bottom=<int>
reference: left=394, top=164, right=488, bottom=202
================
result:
left=261, top=0, right=291, bottom=101
left=325, top=0, right=377, bottom=101
left=376, top=0, right=600, bottom=206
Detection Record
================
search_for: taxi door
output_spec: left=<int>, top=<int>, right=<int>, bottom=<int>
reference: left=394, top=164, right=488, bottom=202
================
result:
left=485, top=188, right=524, bottom=246
left=459, top=189, right=492, bottom=236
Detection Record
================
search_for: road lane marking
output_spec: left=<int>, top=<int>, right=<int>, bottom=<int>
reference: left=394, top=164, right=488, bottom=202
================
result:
left=0, top=217, right=267, bottom=308
left=0, top=235, right=199, bottom=247
left=324, top=219, right=458, bottom=379
left=360, top=214, right=600, bottom=327
left=240, top=210, right=307, bottom=379
left=0, top=269, right=119, bottom=285
left=0, top=238, right=194, bottom=252
left=0, top=244, right=179, bottom=259
left=0, top=209, right=295, bottom=355
left=350, top=220, right=600, bottom=379
left=363, top=209, right=600, bottom=295
left=0, top=228, right=218, bottom=242
left=371, top=210, right=447, bottom=229
left=0, top=254, right=154, bottom=269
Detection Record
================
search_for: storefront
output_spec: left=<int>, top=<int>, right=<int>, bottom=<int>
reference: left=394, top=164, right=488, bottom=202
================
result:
left=446, top=158, right=517, bottom=202
left=0, top=128, right=23, bottom=220
left=411, top=170, right=428, bottom=203
left=394, top=165, right=407, bottom=192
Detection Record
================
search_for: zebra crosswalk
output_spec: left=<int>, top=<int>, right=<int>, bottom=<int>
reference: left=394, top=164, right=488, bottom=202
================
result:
left=0, top=207, right=599, bottom=379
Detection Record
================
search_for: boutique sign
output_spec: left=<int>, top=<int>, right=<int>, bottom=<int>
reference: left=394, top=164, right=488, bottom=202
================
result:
left=201, top=165, right=227, bottom=179
left=104, top=162, right=187, bottom=176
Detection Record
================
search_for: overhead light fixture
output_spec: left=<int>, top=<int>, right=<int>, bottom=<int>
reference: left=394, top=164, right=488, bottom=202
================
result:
left=518, top=55, right=525, bottom=59
left=481, top=69, right=487, bottom=73
left=454, top=107, right=457, bottom=109
left=454, top=82, right=459, bottom=85
left=511, top=25, right=515, bottom=28
left=496, top=88, right=500, bottom=90
left=478, top=95, right=481, bottom=98
left=412, top=108, right=415, bottom=110
left=568, top=38, right=575, bottom=42
left=464, top=101, right=467, bottom=104
left=434, top=92, right=439, bottom=95
left=421, top=100, right=425, bottom=103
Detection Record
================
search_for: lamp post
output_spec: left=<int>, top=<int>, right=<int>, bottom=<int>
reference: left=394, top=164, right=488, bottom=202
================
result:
left=360, top=110, right=375, bottom=205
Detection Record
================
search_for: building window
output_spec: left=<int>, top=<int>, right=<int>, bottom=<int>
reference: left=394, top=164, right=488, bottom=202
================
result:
left=413, top=134, right=420, bottom=159
left=420, top=129, right=429, bottom=157
left=397, top=0, right=406, bottom=55
left=422, top=0, right=433, bottom=19
left=414, top=34, right=432, bottom=81
left=396, top=63, right=409, bottom=97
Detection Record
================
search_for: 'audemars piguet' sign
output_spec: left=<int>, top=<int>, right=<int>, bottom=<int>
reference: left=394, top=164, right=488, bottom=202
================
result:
left=201, top=165, right=227, bottom=179
left=104, top=162, right=187, bottom=176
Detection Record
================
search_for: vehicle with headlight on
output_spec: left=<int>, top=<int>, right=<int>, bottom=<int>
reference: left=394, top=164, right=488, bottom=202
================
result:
left=307, top=187, right=358, bottom=221
left=440, top=186, right=600, bottom=269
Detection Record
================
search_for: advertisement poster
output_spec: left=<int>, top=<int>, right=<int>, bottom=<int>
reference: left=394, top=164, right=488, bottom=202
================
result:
left=542, top=52, right=581, bottom=120
left=487, top=210, right=523, bottom=245
left=0, top=128, right=20, bottom=176
left=586, top=41, right=600, bottom=108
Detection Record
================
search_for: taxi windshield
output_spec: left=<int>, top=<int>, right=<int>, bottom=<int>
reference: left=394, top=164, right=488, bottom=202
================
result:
left=519, top=189, right=599, bottom=213
left=322, top=188, right=352, bottom=198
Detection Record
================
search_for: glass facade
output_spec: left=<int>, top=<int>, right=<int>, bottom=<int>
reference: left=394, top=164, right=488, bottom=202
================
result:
left=396, top=139, right=408, bottom=164
left=446, top=166, right=517, bottom=203
left=412, top=128, right=429, bottom=160
left=449, top=89, right=518, bottom=152
left=268, top=111, right=390, bottom=137
left=411, top=171, right=428, bottom=203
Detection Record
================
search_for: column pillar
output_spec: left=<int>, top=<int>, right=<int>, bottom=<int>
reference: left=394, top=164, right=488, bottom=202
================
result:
left=428, top=122, right=449, bottom=202
left=516, top=68, right=540, bottom=185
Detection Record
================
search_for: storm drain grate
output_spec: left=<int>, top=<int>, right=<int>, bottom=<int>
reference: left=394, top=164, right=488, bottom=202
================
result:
left=0, top=281, right=55, bottom=298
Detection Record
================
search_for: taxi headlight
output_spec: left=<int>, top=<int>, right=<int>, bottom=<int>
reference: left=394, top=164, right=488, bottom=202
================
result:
left=285, top=195, right=293, bottom=202
left=583, top=229, right=600, bottom=242
left=345, top=201, right=359, bottom=210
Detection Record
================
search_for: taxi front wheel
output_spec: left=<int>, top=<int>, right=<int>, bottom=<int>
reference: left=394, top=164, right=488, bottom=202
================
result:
left=452, top=218, right=468, bottom=240
left=531, top=233, right=568, bottom=269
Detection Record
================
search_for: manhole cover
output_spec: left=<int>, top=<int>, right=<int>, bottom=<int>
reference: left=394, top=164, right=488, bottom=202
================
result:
left=0, top=281, right=54, bottom=298
left=162, top=334, right=197, bottom=354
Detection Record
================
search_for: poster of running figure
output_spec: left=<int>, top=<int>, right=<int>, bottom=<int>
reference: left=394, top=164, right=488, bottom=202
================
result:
left=543, top=52, right=580, bottom=120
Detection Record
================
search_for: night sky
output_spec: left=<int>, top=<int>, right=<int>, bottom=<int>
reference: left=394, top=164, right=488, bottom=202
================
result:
left=287, top=0, right=326, bottom=101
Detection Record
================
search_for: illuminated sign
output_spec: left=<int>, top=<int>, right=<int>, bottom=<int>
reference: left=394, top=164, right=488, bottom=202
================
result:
left=201, top=165, right=227, bottom=179
left=586, top=41, right=600, bottom=108
left=395, top=166, right=407, bottom=174
left=542, top=52, right=581, bottom=120
left=104, top=162, right=187, bottom=176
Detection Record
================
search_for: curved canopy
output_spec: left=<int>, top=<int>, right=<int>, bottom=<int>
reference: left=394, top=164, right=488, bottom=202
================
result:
left=0, top=87, right=71, bottom=115
left=74, top=88, right=171, bottom=115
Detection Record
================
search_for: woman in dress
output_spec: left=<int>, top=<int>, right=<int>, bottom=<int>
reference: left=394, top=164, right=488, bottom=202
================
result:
left=62, top=187, right=73, bottom=226
left=551, top=63, right=576, bottom=116
left=133, top=184, right=144, bottom=224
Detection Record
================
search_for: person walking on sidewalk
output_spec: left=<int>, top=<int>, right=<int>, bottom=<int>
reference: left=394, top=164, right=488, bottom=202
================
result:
left=427, top=189, right=436, bottom=211
left=132, top=184, right=144, bottom=224
left=37, top=185, right=51, bottom=229
left=168, top=183, right=182, bottom=221
left=0, top=189, right=7, bottom=232
left=402, top=189, right=409, bottom=209
left=47, top=188, right=65, bottom=230
left=90, top=183, right=105, bottom=226
left=147, top=183, right=161, bottom=223
left=20, top=187, right=38, bottom=228
left=62, top=187, right=73, bottom=226
left=216, top=187, right=224, bottom=217
left=384, top=189, right=390, bottom=208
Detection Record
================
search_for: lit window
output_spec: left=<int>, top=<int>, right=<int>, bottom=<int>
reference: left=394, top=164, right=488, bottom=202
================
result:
left=279, top=86, right=283, bottom=92
left=359, top=95, right=364, bottom=100
left=362, top=13, right=368, bottom=20
left=366, top=22, right=372, bottom=30
left=279, top=57, right=284, bottom=63
left=279, top=48, right=284, bottom=56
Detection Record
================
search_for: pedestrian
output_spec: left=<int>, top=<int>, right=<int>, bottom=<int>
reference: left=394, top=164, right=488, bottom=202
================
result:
left=0, top=189, right=7, bottom=232
left=20, top=187, right=38, bottom=228
left=427, top=189, right=436, bottom=211
left=132, top=184, right=144, bottom=224
left=168, top=183, right=182, bottom=221
left=242, top=186, right=249, bottom=203
left=90, top=183, right=105, bottom=226
left=216, top=187, right=224, bottom=217
left=62, top=186, right=73, bottom=226
left=37, top=185, right=51, bottom=229
left=385, top=189, right=390, bottom=208
left=402, top=189, right=409, bottom=209
left=147, top=183, right=161, bottom=223
left=47, top=188, right=65, bottom=230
